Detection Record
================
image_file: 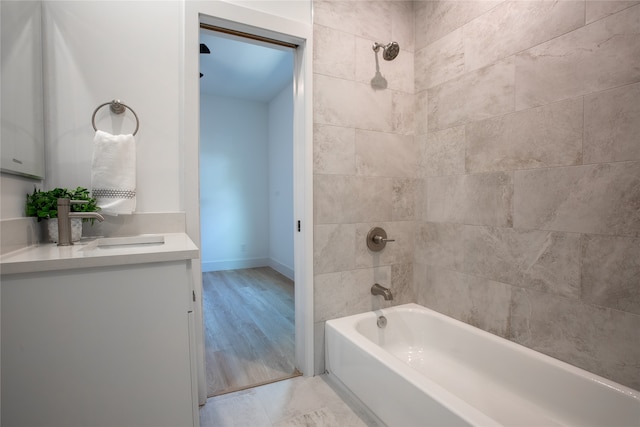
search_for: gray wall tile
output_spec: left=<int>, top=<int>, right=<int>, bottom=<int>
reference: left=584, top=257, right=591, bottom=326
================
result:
left=391, top=262, right=416, bottom=304
left=313, top=0, right=391, bottom=42
left=415, top=0, right=503, bottom=50
left=415, top=91, right=428, bottom=136
left=464, top=1, right=585, bottom=72
left=464, top=172, right=513, bottom=227
left=514, top=162, right=640, bottom=236
left=415, top=28, right=464, bottom=91
left=314, top=174, right=392, bottom=224
left=415, top=222, right=465, bottom=271
left=391, top=1, right=415, bottom=54
left=313, top=74, right=357, bottom=128
left=466, top=98, right=583, bottom=173
left=410, top=0, right=639, bottom=390
left=464, top=226, right=582, bottom=298
left=584, top=82, right=640, bottom=164
left=314, top=321, right=326, bottom=375
left=313, top=124, right=356, bottom=175
left=314, top=75, right=394, bottom=132
left=586, top=1, right=640, bottom=24
left=355, top=130, right=417, bottom=178
left=313, top=224, right=356, bottom=274
left=313, top=25, right=355, bottom=80
left=515, top=4, right=640, bottom=109
left=392, top=178, right=418, bottom=221
left=427, top=172, right=513, bottom=227
left=314, top=267, right=391, bottom=322
left=423, top=126, right=466, bottom=177
left=510, top=288, right=640, bottom=390
left=582, top=234, right=640, bottom=315
left=428, top=59, right=515, bottom=131
left=392, top=91, right=415, bottom=135
left=418, top=267, right=512, bottom=336
left=426, top=175, right=466, bottom=223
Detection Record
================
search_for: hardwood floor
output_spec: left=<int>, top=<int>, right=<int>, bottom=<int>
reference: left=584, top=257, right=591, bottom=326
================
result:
left=203, top=267, right=299, bottom=397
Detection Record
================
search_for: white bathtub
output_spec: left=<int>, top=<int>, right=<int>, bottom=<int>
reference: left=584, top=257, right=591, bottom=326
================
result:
left=325, top=303, right=640, bottom=427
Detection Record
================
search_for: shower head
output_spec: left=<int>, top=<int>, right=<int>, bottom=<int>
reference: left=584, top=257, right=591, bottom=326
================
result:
left=372, top=41, right=400, bottom=61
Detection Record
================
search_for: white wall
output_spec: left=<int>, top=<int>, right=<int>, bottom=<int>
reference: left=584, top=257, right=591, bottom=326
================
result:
left=200, top=87, right=294, bottom=277
left=42, top=1, right=182, bottom=213
left=225, top=0, right=311, bottom=24
left=200, top=94, right=269, bottom=271
left=268, top=82, right=294, bottom=278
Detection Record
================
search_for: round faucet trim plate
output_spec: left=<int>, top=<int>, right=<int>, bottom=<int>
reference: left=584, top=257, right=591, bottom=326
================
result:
left=367, top=227, right=394, bottom=252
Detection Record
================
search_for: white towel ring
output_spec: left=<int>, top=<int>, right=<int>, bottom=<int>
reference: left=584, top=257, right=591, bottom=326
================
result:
left=92, top=99, right=140, bottom=136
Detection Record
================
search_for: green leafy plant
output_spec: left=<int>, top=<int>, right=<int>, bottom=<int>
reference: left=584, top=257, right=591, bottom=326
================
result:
left=25, top=187, right=100, bottom=222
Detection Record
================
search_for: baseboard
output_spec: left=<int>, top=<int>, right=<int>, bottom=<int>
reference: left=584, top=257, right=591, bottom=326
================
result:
left=201, top=257, right=294, bottom=279
left=269, top=258, right=294, bottom=281
left=201, top=258, right=269, bottom=272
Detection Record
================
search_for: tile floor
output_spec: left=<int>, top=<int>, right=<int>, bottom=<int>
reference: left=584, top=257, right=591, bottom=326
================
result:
left=199, top=374, right=385, bottom=427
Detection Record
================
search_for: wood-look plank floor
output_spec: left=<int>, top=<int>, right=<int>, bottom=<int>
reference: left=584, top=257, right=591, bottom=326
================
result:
left=203, top=267, right=299, bottom=397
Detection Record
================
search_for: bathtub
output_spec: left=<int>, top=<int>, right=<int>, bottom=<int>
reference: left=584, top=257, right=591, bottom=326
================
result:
left=325, top=303, right=640, bottom=427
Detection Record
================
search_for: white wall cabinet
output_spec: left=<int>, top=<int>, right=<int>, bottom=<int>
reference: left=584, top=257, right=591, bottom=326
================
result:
left=0, top=0, right=46, bottom=179
left=1, top=260, right=199, bottom=427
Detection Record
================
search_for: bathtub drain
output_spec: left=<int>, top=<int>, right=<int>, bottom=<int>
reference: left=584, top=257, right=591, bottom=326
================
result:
left=377, top=315, right=387, bottom=328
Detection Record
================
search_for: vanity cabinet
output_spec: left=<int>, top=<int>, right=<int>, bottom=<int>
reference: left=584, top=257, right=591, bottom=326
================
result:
left=1, top=260, right=198, bottom=427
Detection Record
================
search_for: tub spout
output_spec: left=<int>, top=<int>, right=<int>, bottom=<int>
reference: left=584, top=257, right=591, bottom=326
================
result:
left=371, top=283, right=393, bottom=301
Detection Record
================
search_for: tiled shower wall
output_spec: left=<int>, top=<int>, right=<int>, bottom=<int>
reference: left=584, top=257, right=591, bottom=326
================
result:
left=414, top=0, right=640, bottom=390
left=312, top=0, right=639, bottom=389
left=312, top=0, right=416, bottom=372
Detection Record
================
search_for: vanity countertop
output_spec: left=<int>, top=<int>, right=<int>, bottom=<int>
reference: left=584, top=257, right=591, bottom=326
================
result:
left=0, top=233, right=199, bottom=275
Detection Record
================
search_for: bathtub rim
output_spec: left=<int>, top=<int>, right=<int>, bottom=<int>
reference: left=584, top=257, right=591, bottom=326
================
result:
left=325, top=303, right=640, bottom=427
left=327, top=303, right=639, bottom=401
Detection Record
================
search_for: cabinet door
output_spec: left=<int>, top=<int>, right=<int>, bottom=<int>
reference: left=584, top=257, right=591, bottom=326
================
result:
left=0, top=0, right=46, bottom=179
left=1, top=262, right=195, bottom=427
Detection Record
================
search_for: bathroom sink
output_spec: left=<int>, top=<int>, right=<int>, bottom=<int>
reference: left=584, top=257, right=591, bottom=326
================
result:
left=93, top=234, right=165, bottom=248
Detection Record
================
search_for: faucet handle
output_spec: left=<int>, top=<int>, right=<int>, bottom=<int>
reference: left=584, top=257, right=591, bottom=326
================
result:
left=372, top=234, right=395, bottom=244
left=70, top=199, right=88, bottom=205
left=367, top=227, right=395, bottom=252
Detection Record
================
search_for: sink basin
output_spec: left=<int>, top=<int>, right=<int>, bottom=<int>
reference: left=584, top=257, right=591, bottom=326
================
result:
left=94, top=234, right=165, bottom=248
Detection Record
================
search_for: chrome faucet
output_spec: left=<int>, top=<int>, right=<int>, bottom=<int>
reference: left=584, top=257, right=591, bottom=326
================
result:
left=57, top=198, right=105, bottom=246
left=371, top=283, right=393, bottom=301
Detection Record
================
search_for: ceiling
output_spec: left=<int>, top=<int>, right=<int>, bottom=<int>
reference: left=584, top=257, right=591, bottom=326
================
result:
left=199, top=30, right=294, bottom=103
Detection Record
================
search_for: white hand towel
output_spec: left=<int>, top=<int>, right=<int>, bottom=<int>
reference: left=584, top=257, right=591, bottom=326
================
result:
left=91, top=130, right=136, bottom=215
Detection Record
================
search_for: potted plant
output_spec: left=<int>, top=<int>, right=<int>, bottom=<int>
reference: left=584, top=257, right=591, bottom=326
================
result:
left=25, top=187, right=100, bottom=242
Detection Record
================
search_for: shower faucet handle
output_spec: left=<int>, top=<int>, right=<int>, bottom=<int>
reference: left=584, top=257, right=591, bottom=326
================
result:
left=367, top=227, right=395, bottom=252
left=372, top=234, right=395, bottom=244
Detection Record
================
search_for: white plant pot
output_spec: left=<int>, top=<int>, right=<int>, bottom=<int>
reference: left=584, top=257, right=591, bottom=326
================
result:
left=47, top=218, right=83, bottom=243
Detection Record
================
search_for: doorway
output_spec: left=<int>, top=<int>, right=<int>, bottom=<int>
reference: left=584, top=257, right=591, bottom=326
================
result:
left=199, top=27, right=299, bottom=397
left=183, top=2, right=314, bottom=405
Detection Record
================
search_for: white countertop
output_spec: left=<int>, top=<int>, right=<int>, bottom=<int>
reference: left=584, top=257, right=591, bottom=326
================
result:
left=0, top=233, right=199, bottom=275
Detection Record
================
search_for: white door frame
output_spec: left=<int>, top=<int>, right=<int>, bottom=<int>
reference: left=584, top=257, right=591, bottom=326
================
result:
left=182, top=1, right=314, bottom=405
